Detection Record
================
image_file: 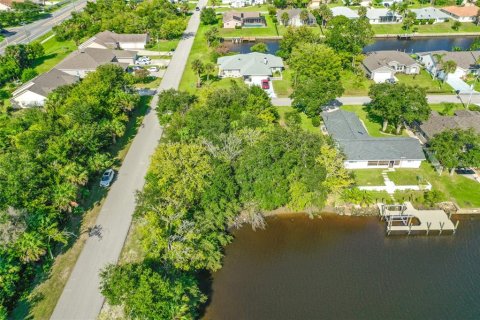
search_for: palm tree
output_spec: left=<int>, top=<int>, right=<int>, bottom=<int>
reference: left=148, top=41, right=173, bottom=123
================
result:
left=300, top=9, right=310, bottom=25
left=281, top=11, right=290, bottom=26
left=312, top=4, right=332, bottom=33
left=191, top=59, right=204, bottom=87
left=442, top=60, right=457, bottom=82
left=432, top=53, right=445, bottom=80
left=204, top=63, right=215, bottom=82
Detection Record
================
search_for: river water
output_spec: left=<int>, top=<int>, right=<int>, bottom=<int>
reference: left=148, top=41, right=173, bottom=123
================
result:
left=225, top=36, right=478, bottom=54
left=203, top=215, right=480, bottom=320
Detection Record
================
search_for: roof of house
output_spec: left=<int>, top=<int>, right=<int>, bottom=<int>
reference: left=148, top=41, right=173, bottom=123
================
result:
left=331, top=6, right=359, bottom=19
left=411, top=7, right=451, bottom=20
left=0, top=0, right=24, bottom=8
left=223, top=11, right=261, bottom=22
left=366, top=8, right=402, bottom=19
left=112, top=49, right=137, bottom=59
left=217, top=52, right=284, bottom=76
left=362, top=51, right=419, bottom=73
left=418, top=50, right=480, bottom=70
left=79, top=31, right=148, bottom=50
left=277, top=8, right=315, bottom=20
left=441, top=5, right=479, bottom=17
left=56, top=48, right=117, bottom=70
left=12, top=69, right=78, bottom=98
left=419, top=110, right=480, bottom=139
left=322, top=109, right=425, bottom=161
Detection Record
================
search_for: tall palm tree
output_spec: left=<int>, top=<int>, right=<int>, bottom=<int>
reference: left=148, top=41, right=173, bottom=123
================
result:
left=442, top=60, right=457, bottom=82
left=281, top=11, right=290, bottom=26
left=191, top=59, right=204, bottom=87
left=432, top=53, right=445, bottom=80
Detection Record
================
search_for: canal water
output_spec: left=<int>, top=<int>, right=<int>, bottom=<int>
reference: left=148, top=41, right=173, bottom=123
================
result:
left=203, top=215, right=480, bottom=320
left=225, top=36, right=478, bottom=54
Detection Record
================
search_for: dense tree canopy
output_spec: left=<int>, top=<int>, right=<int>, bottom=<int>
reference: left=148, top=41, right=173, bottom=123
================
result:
left=278, top=26, right=320, bottom=59
left=0, top=1, right=42, bottom=28
left=0, top=43, right=44, bottom=87
left=368, top=83, right=430, bottom=134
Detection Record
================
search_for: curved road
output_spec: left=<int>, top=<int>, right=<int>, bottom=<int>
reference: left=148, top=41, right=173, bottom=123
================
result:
left=0, top=0, right=87, bottom=54
left=50, top=1, right=206, bottom=319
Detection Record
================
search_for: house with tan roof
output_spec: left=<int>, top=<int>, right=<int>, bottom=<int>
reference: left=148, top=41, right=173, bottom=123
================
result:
left=11, top=69, right=79, bottom=108
left=441, top=5, right=479, bottom=22
left=222, top=11, right=266, bottom=28
left=79, top=31, right=149, bottom=51
left=417, top=50, right=480, bottom=79
left=362, top=51, right=421, bottom=83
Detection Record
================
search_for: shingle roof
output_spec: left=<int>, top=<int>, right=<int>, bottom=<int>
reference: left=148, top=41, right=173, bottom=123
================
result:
left=12, top=69, right=78, bottom=98
left=366, top=8, right=402, bottom=19
left=418, top=50, right=480, bottom=70
left=411, top=7, right=450, bottom=20
left=56, top=48, right=117, bottom=70
left=322, top=109, right=425, bottom=161
left=362, top=51, right=419, bottom=73
left=223, top=11, right=261, bottom=23
left=112, top=49, right=137, bottom=59
left=79, top=31, right=148, bottom=50
left=441, top=5, right=479, bottom=17
left=419, top=110, right=480, bottom=139
left=331, top=7, right=359, bottom=19
left=217, top=52, right=284, bottom=76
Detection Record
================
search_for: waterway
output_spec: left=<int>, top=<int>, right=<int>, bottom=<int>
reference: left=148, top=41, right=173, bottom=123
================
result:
left=203, top=214, right=480, bottom=320
left=225, top=36, right=478, bottom=54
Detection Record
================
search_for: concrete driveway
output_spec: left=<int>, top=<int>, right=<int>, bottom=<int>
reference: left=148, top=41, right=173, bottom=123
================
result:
left=247, top=78, right=276, bottom=98
left=446, top=70, right=476, bottom=94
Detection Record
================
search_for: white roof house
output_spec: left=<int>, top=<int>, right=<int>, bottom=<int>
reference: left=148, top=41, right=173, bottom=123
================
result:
left=366, top=8, right=402, bottom=24
left=79, top=31, right=149, bottom=51
left=222, top=0, right=265, bottom=8
left=411, top=7, right=451, bottom=23
left=331, top=7, right=359, bottom=19
left=217, top=52, right=284, bottom=79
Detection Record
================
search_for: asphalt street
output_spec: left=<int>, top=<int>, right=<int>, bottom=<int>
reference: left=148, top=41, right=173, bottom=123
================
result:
left=0, top=0, right=87, bottom=54
left=50, top=1, right=207, bottom=319
left=272, top=94, right=480, bottom=106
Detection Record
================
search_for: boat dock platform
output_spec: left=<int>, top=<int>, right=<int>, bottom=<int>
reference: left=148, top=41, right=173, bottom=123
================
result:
left=378, top=202, right=459, bottom=236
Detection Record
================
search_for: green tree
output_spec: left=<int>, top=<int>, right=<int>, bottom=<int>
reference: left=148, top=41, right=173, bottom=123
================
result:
left=402, top=11, right=416, bottom=30
left=200, top=7, right=218, bottom=25
left=281, top=11, right=290, bottom=25
left=20, top=68, right=38, bottom=83
left=278, top=25, right=320, bottom=59
left=204, top=27, right=220, bottom=47
left=368, top=83, right=430, bottom=134
left=312, top=4, right=332, bottom=32
left=452, top=20, right=461, bottom=31
left=289, top=43, right=344, bottom=117
left=300, top=9, right=310, bottom=25
left=191, top=58, right=205, bottom=87
left=250, top=42, right=269, bottom=53
left=442, top=60, right=457, bottom=82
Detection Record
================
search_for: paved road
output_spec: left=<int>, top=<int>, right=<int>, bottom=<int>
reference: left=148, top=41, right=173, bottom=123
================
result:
left=272, top=94, right=480, bottom=106
left=0, top=0, right=87, bottom=54
left=50, top=1, right=206, bottom=319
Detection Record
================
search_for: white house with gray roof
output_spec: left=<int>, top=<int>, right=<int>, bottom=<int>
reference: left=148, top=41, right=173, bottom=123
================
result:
left=79, top=31, right=149, bottom=50
left=331, top=7, right=359, bottom=19
left=410, top=7, right=450, bottom=23
left=362, top=51, right=421, bottom=83
left=217, top=52, right=284, bottom=82
left=322, top=109, right=425, bottom=169
left=366, top=8, right=402, bottom=24
left=11, top=69, right=79, bottom=108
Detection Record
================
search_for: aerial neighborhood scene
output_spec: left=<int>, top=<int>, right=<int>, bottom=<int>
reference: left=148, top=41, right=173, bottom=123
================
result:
left=1, top=0, right=480, bottom=318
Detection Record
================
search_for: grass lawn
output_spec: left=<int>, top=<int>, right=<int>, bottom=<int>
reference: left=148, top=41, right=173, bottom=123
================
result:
left=388, top=170, right=423, bottom=185
left=272, top=68, right=292, bottom=97
left=133, top=77, right=162, bottom=89
left=351, top=169, right=385, bottom=186
left=395, top=70, right=454, bottom=94
left=10, top=97, right=151, bottom=320
left=340, top=105, right=409, bottom=137
left=341, top=70, right=373, bottom=96
left=429, top=103, right=465, bottom=115
left=276, top=105, right=318, bottom=133
left=148, top=39, right=180, bottom=52
left=372, top=20, right=480, bottom=35
left=32, top=33, right=76, bottom=74
left=219, top=15, right=279, bottom=37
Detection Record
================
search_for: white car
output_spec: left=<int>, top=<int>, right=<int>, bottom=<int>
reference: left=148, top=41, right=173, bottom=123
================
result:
left=148, top=66, right=158, bottom=72
left=136, top=60, right=151, bottom=65
left=100, top=169, right=115, bottom=187
left=138, top=56, right=150, bottom=62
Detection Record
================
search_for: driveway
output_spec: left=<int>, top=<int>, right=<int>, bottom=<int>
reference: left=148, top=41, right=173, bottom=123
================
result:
left=247, top=78, right=276, bottom=98
left=446, top=70, right=476, bottom=94
left=50, top=0, right=207, bottom=318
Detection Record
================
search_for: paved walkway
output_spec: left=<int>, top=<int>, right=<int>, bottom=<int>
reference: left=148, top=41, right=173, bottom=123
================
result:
left=272, top=94, right=480, bottom=106
left=50, top=1, right=206, bottom=318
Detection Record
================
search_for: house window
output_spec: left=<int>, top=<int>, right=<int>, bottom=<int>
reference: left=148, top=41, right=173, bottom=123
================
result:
left=367, top=161, right=379, bottom=166
left=378, top=161, right=390, bottom=166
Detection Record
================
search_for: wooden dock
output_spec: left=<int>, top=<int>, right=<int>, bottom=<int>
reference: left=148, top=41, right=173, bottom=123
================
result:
left=378, top=202, right=458, bottom=236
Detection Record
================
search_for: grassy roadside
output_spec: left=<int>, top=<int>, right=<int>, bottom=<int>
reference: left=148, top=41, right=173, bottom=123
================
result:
left=276, top=105, right=318, bottom=133
left=11, top=96, right=151, bottom=320
left=33, top=33, right=76, bottom=74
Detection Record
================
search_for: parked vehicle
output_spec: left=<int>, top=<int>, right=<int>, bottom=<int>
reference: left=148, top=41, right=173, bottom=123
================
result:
left=132, top=66, right=141, bottom=71
left=148, top=66, right=158, bottom=72
left=195, top=6, right=200, bottom=11
left=136, top=60, right=151, bottom=65
left=138, top=56, right=150, bottom=61
left=100, top=169, right=115, bottom=187
left=456, top=168, right=475, bottom=175
left=385, top=78, right=396, bottom=84
left=261, top=79, right=270, bottom=90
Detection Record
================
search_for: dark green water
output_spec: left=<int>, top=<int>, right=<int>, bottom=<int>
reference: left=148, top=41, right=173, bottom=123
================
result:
left=203, top=215, right=480, bottom=320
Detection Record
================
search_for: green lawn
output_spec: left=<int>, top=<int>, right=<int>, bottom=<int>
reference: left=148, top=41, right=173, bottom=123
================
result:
left=272, top=68, right=292, bottom=97
left=429, top=103, right=465, bottom=115
left=395, top=69, right=454, bottom=94
left=33, top=33, right=76, bottom=74
left=388, top=170, right=423, bottom=185
left=372, top=20, right=480, bottom=35
left=340, top=105, right=409, bottom=137
left=148, top=39, right=180, bottom=52
left=219, top=15, right=279, bottom=37
left=276, top=105, right=318, bottom=133
left=351, top=169, right=385, bottom=186
left=341, top=70, right=374, bottom=96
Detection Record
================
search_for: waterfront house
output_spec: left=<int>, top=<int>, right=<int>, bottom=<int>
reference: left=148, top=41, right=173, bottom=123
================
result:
left=217, top=52, right=284, bottom=82
left=411, top=7, right=451, bottom=23
left=331, top=7, right=359, bottom=19
left=362, top=51, right=421, bottom=83
left=222, top=11, right=266, bottom=28
left=277, top=9, right=316, bottom=26
left=55, top=48, right=133, bottom=78
left=322, top=109, right=425, bottom=169
left=221, top=0, right=265, bottom=8
left=441, top=5, right=479, bottom=22
left=79, top=31, right=149, bottom=50
left=366, top=8, right=402, bottom=24
left=417, top=50, right=480, bottom=80
left=11, top=69, right=79, bottom=108
left=416, top=110, right=480, bottom=142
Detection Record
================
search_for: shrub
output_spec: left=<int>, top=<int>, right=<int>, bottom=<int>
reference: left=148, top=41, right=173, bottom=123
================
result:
left=311, top=116, right=321, bottom=127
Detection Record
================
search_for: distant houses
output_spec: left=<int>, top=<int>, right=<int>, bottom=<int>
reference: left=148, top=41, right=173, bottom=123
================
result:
left=322, top=109, right=425, bottom=169
left=417, top=50, right=480, bottom=80
left=79, top=31, right=149, bottom=50
left=416, top=110, right=480, bottom=142
left=331, top=7, right=359, bottom=20
left=222, top=11, right=266, bottom=28
left=366, top=8, right=402, bottom=24
left=441, top=5, right=479, bottom=22
left=217, top=52, right=284, bottom=81
left=411, top=7, right=451, bottom=24
left=362, top=51, right=421, bottom=83
left=277, top=9, right=316, bottom=26
left=221, top=0, right=265, bottom=8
